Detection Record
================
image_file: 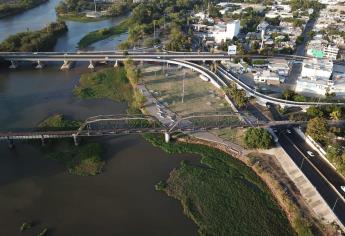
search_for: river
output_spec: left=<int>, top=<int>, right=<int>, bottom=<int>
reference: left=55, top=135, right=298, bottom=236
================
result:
left=0, top=1, right=198, bottom=235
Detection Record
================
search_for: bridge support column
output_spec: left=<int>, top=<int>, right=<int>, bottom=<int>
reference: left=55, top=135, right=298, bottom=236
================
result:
left=164, top=132, right=170, bottom=143
left=61, top=60, right=72, bottom=70
left=35, top=60, right=44, bottom=69
left=114, top=60, right=118, bottom=67
left=7, top=137, right=14, bottom=149
left=88, top=60, right=94, bottom=69
left=9, top=60, right=18, bottom=69
left=41, top=135, right=45, bottom=146
left=140, top=60, right=144, bottom=66
left=72, top=134, right=79, bottom=146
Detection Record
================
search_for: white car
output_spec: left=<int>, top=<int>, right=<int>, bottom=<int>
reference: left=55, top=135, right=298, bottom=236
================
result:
left=286, top=129, right=291, bottom=134
left=341, top=186, right=345, bottom=193
left=307, top=151, right=315, bottom=157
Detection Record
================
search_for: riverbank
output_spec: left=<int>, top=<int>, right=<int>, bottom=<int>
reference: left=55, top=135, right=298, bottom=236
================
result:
left=57, top=14, right=109, bottom=23
left=0, top=21, right=67, bottom=52
left=78, top=20, right=128, bottom=49
left=144, top=133, right=294, bottom=235
left=0, top=0, right=48, bottom=18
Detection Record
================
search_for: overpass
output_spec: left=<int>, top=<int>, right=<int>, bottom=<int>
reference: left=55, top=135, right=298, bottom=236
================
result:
left=1, top=51, right=344, bottom=109
left=1, top=51, right=344, bottom=69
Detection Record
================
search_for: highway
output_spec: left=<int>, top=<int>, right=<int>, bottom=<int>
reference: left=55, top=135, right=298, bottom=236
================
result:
left=276, top=128, right=345, bottom=225
left=1, top=51, right=344, bottom=63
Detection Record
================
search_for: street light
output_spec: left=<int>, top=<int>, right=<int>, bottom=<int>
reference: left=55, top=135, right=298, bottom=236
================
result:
left=300, top=157, right=305, bottom=170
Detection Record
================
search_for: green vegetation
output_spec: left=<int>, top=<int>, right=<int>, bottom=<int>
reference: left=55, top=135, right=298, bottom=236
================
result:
left=45, top=142, right=105, bottom=176
left=306, top=117, right=328, bottom=143
left=78, top=20, right=129, bottom=48
left=0, top=0, right=47, bottom=18
left=37, top=227, right=48, bottom=236
left=326, top=145, right=345, bottom=177
left=144, top=134, right=293, bottom=236
left=244, top=127, right=273, bottom=149
left=118, top=0, right=202, bottom=50
left=74, top=67, right=133, bottom=102
left=20, top=222, right=32, bottom=232
left=0, top=21, right=68, bottom=52
left=223, top=82, right=248, bottom=108
left=38, top=114, right=81, bottom=131
left=56, top=0, right=132, bottom=21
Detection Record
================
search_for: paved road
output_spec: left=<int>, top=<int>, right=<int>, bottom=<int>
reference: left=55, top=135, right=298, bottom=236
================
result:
left=277, top=128, right=345, bottom=225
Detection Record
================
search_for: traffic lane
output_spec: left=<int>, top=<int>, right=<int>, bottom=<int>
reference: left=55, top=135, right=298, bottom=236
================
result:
left=277, top=132, right=345, bottom=224
left=287, top=129, right=345, bottom=197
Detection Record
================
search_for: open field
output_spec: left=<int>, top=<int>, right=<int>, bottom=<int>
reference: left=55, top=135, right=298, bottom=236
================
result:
left=140, top=64, right=231, bottom=116
left=211, top=127, right=247, bottom=147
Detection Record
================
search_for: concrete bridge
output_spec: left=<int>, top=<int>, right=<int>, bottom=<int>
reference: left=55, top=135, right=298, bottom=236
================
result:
left=1, top=51, right=343, bottom=70
left=1, top=51, right=344, bottom=109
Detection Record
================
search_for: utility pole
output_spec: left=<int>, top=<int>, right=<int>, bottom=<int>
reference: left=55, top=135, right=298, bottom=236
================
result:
left=153, top=20, right=156, bottom=40
left=94, top=0, right=97, bottom=13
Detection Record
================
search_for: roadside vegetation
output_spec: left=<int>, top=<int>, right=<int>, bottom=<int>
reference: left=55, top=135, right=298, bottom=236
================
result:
left=298, top=105, right=345, bottom=177
left=0, top=0, right=47, bottom=18
left=78, top=20, right=129, bottom=48
left=144, top=134, right=294, bottom=236
left=223, top=82, right=248, bottom=108
left=244, top=127, right=273, bottom=149
left=0, top=21, right=68, bottom=52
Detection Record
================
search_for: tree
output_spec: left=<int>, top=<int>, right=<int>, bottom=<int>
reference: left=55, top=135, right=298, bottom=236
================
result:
left=306, top=117, right=328, bottom=143
left=330, top=107, right=342, bottom=120
left=306, top=106, right=324, bottom=118
left=244, top=128, right=272, bottom=149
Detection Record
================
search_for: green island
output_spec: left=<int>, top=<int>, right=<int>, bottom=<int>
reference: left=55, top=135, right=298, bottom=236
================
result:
left=38, top=114, right=104, bottom=176
left=74, top=67, right=133, bottom=102
left=0, top=21, right=68, bottom=52
left=145, top=134, right=294, bottom=236
left=78, top=20, right=129, bottom=48
left=37, top=114, right=81, bottom=131
left=56, top=0, right=131, bottom=22
left=0, top=0, right=47, bottom=18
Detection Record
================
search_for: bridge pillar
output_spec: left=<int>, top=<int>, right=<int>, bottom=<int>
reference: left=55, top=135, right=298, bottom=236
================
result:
left=41, top=135, right=45, bottom=146
left=7, top=137, right=14, bottom=149
left=61, top=60, right=72, bottom=70
left=164, top=132, right=170, bottom=143
left=72, top=134, right=79, bottom=146
left=35, top=60, right=44, bottom=69
left=9, top=60, right=18, bottom=69
left=114, top=60, right=118, bottom=67
left=88, top=60, right=94, bottom=69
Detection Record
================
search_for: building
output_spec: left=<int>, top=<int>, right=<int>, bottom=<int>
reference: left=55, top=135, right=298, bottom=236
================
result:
left=212, top=20, right=240, bottom=43
left=294, top=59, right=345, bottom=96
left=306, top=39, right=339, bottom=60
left=254, top=70, right=281, bottom=85
left=268, top=59, right=290, bottom=76
left=300, top=58, right=333, bottom=80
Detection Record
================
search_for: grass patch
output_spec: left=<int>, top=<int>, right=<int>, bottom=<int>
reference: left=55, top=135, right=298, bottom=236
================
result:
left=74, top=67, right=133, bottom=103
left=78, top=20, right=129, bottom=48
left=37, top=114, right=81, bottom=131
left=144, top=134, right=294, bottom=236
left=44, top=141, right=105, bottom=176
left=57, top=14, right=109, bottom=23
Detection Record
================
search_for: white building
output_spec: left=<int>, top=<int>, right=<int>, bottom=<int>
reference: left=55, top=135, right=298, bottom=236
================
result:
left=295, top=59, right=343, bottom=95
left=300, top=58, right=333, bottom=80
left=212, top=20, right=240, bottom=43
left=254, top=70, right=281, bottom=85
left=268, top=59, right=290, bottom=76
left=306, top=39, right=339, bottom=60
